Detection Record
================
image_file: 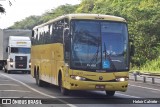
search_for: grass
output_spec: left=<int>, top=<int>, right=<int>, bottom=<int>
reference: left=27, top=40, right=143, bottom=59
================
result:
left=131, top=58, right=160, bottom=74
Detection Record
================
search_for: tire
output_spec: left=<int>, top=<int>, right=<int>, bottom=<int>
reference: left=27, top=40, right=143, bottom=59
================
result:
left=105, top=91, right=115, bottom=96
left=35, top=72, right=44, bottom=87
left=0, top=66, right=2, bottom=70
left=7, top=70, right=12, bottom=74
left=59, top=74, right=69, bottom=95
left=3, top=65, right=7, bottom=73
left=3, top=67, right=7, bottom=73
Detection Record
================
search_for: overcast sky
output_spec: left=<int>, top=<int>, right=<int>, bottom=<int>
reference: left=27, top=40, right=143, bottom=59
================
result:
left=0, top=0, right=80, bottom=29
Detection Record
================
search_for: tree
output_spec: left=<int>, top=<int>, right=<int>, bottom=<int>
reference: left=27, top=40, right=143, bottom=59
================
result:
left=0, top=4, right=5, bottom=13
left=0, top=0, right=13, bottom=13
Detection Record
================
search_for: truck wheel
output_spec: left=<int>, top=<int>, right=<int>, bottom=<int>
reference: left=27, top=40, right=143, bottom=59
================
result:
left=7, top=70, right=11, bottom=74
left=3, top=67, right=7, bottom=73
left=0, top=66, right=2, bottom=70
left=105, top=91, right=115, bottom=96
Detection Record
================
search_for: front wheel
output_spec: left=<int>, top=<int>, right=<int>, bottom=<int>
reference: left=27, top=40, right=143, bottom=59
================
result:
left=59, top=75, right=69, bottom=95
left=7, top=70, right=12, bottom=74
left=105, top=91, right=115, bottom=96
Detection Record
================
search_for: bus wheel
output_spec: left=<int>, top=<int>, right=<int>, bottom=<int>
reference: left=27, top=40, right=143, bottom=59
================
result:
left=59, top=75, right=69, bottom=95
left=35, top=72, right=43, bottom=87
left=105, top=91, right=115, bottom=96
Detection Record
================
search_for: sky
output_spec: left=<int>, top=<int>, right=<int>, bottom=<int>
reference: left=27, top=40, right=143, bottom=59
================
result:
left=0, top=0, right=80, bottom=29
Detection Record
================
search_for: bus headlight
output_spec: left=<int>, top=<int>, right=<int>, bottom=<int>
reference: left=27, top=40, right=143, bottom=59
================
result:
left=70, top=75, right=86, bottom=81
left=116, top=77, right=128, bottom=82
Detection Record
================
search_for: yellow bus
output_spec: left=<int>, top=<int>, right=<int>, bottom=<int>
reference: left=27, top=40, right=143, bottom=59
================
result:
left=31, top=14, right=132, bottom=96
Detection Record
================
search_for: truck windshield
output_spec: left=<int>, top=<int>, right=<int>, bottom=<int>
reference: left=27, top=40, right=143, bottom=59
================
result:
left=11, top=47, right=31, bottom=54
left=71, top=20, right=129, bottom=71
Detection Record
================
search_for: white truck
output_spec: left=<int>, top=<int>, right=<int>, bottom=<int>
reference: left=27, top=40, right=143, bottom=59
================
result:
left=0, top=29, right=32, bottom=73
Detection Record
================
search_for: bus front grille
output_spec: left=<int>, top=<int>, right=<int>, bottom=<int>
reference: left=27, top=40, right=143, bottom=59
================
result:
left=15, top=56, right=27, bottom=68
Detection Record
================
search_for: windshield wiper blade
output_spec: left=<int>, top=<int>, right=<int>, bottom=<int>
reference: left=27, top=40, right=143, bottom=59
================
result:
left=103, top=42, right=117, bottom=71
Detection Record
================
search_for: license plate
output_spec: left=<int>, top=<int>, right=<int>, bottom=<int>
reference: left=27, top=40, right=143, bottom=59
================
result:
left=95, top=85, right=105, bottom=89
left=19, top=65, right=23, bottom=67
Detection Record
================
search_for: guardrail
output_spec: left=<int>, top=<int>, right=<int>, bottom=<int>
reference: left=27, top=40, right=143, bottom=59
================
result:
left=129, top=71, right=160, bottom=84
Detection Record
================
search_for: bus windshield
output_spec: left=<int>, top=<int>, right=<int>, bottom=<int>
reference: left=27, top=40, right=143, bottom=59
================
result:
left=11, top=47, right=31, bottom=54
left=71, top=20, right=129, bottom=71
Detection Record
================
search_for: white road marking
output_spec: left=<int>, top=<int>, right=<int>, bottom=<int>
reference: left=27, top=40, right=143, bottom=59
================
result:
left=0, top=80, right=11, bottom=81
left=0, top=74, right=76, bottom=107
left=0, top=84, right=19, bottom=86
left=129, top=84, right=160, bottom=92
left=116, top=93, right=141, bottom=98
left=0, top=90, right=30, bottom=93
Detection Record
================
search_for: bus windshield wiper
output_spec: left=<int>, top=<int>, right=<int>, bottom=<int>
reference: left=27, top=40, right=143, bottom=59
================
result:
left=103, top=42, right=117, bottom=71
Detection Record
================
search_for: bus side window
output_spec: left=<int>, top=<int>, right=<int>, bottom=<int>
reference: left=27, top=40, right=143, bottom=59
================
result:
left=64, top=19, right=70, bottom=63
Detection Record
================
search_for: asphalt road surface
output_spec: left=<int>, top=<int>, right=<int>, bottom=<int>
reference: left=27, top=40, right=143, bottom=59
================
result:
left=0, top=70, right=160, bottom=107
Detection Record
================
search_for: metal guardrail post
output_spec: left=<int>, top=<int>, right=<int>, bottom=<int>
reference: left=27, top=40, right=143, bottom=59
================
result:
left=133, top=71, right=140, bottom=81
left=152, top=77, right=155, bottom=84
left=143, top=76, right=146, bottom=83
left=134, top=74, right=137, bottom=81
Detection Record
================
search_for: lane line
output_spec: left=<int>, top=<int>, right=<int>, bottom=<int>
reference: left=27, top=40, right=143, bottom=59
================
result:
left=129, top=80, right=160, bottom=87
left=0, top=84, right=19, bottom=86
left=0, top=90, right=30, bottom=93
left=116, top=93, right=141, bottom=98
left=129, top=84, right=160, bottom=92
left=0, top=80, right=11, bottom=81
left=0, top=74, right=76, bottom=107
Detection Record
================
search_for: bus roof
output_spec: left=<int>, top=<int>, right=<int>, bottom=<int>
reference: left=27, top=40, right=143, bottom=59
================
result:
left=33, top=14, right=126, bottom=30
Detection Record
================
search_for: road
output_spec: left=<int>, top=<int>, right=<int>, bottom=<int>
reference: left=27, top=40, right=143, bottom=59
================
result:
left=0, top=70, right=160, bottom=107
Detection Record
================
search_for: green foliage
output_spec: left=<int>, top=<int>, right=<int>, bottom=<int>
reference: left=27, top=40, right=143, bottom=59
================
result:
left=9, top=4, right=78, bottom=29
left=8, top=0, right=160, bottom=72
left=9, top=15, right=41, bottom=29
left=139, top=57, right=160, bottom=73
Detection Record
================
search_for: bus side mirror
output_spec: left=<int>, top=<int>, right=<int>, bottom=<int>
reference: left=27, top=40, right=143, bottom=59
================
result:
left=130, top=45, right=135, bottom=56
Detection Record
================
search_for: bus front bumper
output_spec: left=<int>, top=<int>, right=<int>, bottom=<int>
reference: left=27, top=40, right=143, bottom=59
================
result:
left=65, top=79, right=128, bottom=92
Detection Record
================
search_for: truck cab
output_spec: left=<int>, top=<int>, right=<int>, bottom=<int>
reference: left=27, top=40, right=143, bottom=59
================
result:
left=5, top=36, right=31, bottom=73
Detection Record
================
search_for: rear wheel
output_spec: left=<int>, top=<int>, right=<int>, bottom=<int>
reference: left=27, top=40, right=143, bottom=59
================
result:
left=105, top=91, right=115, bottom=96
left=35, top=71, right=44, bottom=87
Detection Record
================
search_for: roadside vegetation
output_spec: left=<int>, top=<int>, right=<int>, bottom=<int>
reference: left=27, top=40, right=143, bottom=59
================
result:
left=6, top=0, right=160, bottom=73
